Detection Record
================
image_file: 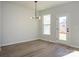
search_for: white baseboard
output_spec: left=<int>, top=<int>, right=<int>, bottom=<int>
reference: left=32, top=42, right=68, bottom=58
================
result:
left=2, top=38, right=38, bottom=46
left=41, top=39, right=79, bottom=48
left=2, top=38, right=79, bottom=49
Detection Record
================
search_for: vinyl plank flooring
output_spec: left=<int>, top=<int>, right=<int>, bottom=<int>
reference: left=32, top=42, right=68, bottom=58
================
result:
left=0, top=39, right=79, bottom=57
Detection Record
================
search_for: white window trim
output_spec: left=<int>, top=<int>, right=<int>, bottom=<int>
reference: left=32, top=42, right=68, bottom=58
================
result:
left=42, top=14, right=51, bottom=35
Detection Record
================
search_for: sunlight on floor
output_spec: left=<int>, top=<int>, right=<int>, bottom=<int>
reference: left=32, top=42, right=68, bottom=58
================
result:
left=63, top=51, right=79, bottom=57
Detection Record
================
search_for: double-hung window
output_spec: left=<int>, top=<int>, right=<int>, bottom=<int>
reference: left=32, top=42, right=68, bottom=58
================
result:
left=43, top=14, right=51, bottom=35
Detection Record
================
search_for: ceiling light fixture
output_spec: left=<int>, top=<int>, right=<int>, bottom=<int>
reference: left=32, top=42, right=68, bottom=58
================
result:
left=31, top=1, right=40, bottom=20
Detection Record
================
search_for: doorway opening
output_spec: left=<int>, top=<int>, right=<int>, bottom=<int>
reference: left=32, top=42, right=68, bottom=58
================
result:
left=59, top=16, right=67, bottom=41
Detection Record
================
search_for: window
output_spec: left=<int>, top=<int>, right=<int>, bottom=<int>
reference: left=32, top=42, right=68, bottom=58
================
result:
left=59, top=16, right=67, bottom=40
left=43, top=14, right=51, bottom=35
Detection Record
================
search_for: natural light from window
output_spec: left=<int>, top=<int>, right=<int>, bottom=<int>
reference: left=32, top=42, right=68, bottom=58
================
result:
left=59, top=16, right=67, bottom=41
left=43, top=14, right=51, bottom=35
left=63, top=51, right=79, bottom=57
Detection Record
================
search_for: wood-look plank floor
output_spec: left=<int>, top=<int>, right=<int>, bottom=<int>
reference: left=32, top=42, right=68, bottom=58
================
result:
left=0, top=39, right=79, bottom=57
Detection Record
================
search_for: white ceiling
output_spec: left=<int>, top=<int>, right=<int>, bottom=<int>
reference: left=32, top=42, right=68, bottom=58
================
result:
left=9, top=1, right=70, bottom=11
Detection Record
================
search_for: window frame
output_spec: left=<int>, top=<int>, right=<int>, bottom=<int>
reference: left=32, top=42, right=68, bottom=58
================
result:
left=42, top=14, right=51, bottom=35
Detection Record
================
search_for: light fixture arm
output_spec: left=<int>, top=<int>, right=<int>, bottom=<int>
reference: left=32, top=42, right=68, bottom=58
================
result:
left=35, top=1, right=37, bottom=19
left=31, top=1, right=40, bottom=20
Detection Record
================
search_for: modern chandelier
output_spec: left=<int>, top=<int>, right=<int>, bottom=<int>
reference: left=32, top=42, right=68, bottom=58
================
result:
left=31, top=1, right=40, bottom=20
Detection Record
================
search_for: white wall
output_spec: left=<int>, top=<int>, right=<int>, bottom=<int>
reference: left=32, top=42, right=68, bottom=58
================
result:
left=39, top=2, right=79, bottom=48
left=0, top=2, right=2, bottom=47
left=2, top=2, right=38, bottom=46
